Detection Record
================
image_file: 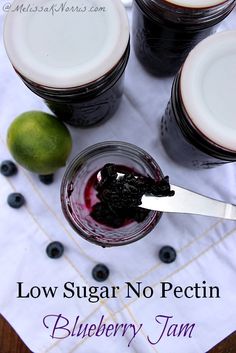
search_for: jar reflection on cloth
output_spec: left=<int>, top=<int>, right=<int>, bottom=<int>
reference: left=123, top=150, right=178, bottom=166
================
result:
left=161, top=31, right=236, bottom=168
left=132, top=0, right=236, bottom=77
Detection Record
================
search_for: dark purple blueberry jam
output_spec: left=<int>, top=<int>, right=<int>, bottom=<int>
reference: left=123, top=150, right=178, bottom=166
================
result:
left=19, top=44, right=130, bottom=127
left=161, top=73, right=236, bottom=168
left=132, top=0, right=236, bottom=77
left=88, top=163, right=174, bottom=229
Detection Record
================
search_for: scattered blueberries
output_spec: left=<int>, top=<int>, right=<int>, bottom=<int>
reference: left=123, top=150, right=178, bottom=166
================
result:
left=90, top=163, right=174, bottom=228
left=7, top=193, right=25, bottom=209
left=39, top=174, right=54, bottom=185
left=92, top=264, right=110, bottom=282
left=46, top=241, right=64, bottom=259
left=159, top=246, right=177, bottom=264
left=0, top=160, right=17, bottom=177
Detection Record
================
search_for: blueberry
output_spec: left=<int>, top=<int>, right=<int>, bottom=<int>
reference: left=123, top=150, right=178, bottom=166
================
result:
left=128, top=207, right=150, bottom=223
left=90, top=203, right=124, bottom=228
left=92, top=264, right=109, bottom=282
left=39, top=174, right=54, bottom=185
left=159, top=246, right=177, bottom=264
left=91, top=164, right=174, bottom=229
left=46, top=241, right=64, bottom=259
left=7, top=193, right=25, bottom=208
left=0, top=160, right=17, bottom=177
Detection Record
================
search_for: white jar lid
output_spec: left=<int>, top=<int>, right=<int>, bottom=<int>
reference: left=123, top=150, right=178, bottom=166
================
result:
left=4, top=0, right=129, bottom=89
left=165, top=0, right=227, bottom=8
left=180, top=30, right=236, bottom=151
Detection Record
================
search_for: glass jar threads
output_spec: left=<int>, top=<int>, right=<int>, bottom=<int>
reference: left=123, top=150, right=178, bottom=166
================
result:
left=161, top=31, right=236, bottom=168
left=4, top=0, right=130, bottom=127
left=132, top=0, right=236, bottom=76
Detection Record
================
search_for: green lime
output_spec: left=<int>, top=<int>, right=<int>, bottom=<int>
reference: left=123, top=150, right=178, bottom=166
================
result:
left=7, top=111, right=72, bottom=175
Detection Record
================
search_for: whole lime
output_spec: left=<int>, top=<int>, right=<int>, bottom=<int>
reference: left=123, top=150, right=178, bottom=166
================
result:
left=7, top=111, right=72, bottom=174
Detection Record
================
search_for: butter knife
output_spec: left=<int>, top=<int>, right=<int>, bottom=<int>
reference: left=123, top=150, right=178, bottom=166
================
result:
left=141, top=185, right=236, bottom=220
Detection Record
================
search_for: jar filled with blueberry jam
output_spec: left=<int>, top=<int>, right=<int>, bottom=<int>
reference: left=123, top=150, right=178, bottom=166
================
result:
left=60, top=141, right=171, bottom=247
left=132, top=0, right=236, bottom=76
left=4, top=0, right=130, bottom=127
left=161, top=31, right=236, bottom=168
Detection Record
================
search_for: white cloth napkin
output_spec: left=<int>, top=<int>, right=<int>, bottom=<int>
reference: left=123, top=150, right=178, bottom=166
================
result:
left=0, top=5, right=236, bottom=353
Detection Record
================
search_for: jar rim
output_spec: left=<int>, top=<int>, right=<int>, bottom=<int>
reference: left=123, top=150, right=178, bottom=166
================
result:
left=180, top=30, right=236, bottom=153
left=60, top=141, right=163, bottom=247
left=172, top=73, right=236, bottom=161
left=134, top=0, right=235, bottom=26
left=16, top=42, right=130, bottom=101
left=159, top=0, right=229, bottom=9
left=4, top=0, right=130, bottom=89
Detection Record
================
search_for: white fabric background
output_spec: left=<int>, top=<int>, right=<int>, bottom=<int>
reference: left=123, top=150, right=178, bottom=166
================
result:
left=0, top=4, right=236, bottom=353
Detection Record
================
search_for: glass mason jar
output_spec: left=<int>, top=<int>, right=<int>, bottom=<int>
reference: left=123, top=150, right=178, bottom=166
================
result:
left=4, top=0, right=130, bottom=127
left=61, top=141, right=163, bottom=247
left=161, top=31, right=236, bottom=168
left=132, top=0, right=236, bottom=76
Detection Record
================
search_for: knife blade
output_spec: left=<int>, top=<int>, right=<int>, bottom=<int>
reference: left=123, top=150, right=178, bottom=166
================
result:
left=141, top=184, right=236, bottom=220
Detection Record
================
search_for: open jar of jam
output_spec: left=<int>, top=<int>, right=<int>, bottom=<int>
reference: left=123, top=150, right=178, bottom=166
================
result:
left=61, top=141, right=164, bottom=247
left=161, top=31, right=236, bottom=168
left=132, top=0, right=236, bottom=76
left=4, top=0, right=130, bottom=127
